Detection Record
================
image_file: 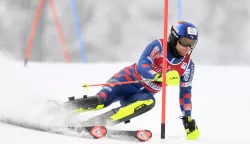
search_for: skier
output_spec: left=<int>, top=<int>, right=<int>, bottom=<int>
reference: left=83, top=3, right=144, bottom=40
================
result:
left=63, top=20, right=200, bottom=140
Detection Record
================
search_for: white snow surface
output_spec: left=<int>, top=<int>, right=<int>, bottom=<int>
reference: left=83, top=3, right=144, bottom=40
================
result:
left=0, top=61, right=249, bottom=144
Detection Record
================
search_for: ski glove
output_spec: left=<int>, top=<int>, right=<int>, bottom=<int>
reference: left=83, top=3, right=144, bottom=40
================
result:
left=153, top=70, right=180, bottom=86
left=180, top=116, right=200, bottom=140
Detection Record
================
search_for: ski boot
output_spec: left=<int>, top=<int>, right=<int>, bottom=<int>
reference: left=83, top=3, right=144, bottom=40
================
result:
left=62, top=95, right=105, bottom=113
left=45, top=95, right=105, bottom=127
left=180, top=116, right=200, bottom=140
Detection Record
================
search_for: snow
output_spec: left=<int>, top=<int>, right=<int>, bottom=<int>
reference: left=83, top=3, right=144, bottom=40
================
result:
left=0, top=61, right=249, bottom=144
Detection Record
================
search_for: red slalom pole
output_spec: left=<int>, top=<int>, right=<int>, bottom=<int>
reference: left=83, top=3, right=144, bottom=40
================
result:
left=48, top=0, right=71, bottom=63
left=24, top=0, right=44, bottom=66
left=161, top=0, right=169, bottom=139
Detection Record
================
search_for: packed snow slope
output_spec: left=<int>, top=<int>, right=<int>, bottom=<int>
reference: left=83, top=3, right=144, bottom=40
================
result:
left=0, top=61, right=249, bottom=144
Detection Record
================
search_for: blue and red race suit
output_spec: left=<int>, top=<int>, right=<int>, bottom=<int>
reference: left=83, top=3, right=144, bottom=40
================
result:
left=96, top=39, right=195, bottom=116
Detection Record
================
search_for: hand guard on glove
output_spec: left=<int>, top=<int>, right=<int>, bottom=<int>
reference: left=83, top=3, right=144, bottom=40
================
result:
left=153, top=70, right=180, bottom=86
left=180, top=116, right=200, bottom=140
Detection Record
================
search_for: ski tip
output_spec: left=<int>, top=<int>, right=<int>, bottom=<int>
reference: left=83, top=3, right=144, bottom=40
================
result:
left=136, top=130, right=152, bottom=142
left=90, top=126, right=107, bottom=139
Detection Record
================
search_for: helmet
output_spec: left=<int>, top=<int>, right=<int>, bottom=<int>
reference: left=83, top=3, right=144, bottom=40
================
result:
left=168, top=21, right=198, bottom=49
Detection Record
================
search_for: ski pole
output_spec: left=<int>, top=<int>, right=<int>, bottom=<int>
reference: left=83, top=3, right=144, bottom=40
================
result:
left=82, top=79, right=155, bottom=89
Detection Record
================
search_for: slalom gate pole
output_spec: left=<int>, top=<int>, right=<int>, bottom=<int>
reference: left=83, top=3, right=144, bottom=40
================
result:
left=24, top=0, right=44, bottom=66
left=71, top=0, right=86, bottom=63
left=161, top=0, right=169, bottom=139
left=48, top=0, right=71, bottom=63
left=177, top=0, right=183, bottom=20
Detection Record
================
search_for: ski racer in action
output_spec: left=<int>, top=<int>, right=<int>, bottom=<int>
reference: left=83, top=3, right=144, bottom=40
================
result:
left=62, top=20, right=200, bottom=140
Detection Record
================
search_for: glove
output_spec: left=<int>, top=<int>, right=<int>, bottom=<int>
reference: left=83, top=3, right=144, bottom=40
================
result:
left=180, top=116, right=200, bottom=140
left=153, top=70, right=180, bottom=86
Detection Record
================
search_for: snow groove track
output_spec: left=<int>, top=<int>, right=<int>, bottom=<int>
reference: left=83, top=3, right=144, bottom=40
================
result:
left=0, top=116, right=83, bottom=138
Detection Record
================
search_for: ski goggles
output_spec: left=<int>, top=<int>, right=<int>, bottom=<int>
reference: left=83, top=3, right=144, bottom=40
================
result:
left=178, top=37, right=197, bottom=49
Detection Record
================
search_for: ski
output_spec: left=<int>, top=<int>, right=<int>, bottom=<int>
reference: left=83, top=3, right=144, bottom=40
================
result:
left=68, top=125, right=107, bottom=139
left=106, top=129, right=152, bottom=142
left=44, top=99, right=152, bottom=141
left=71, top=126, right=152, bottom=142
